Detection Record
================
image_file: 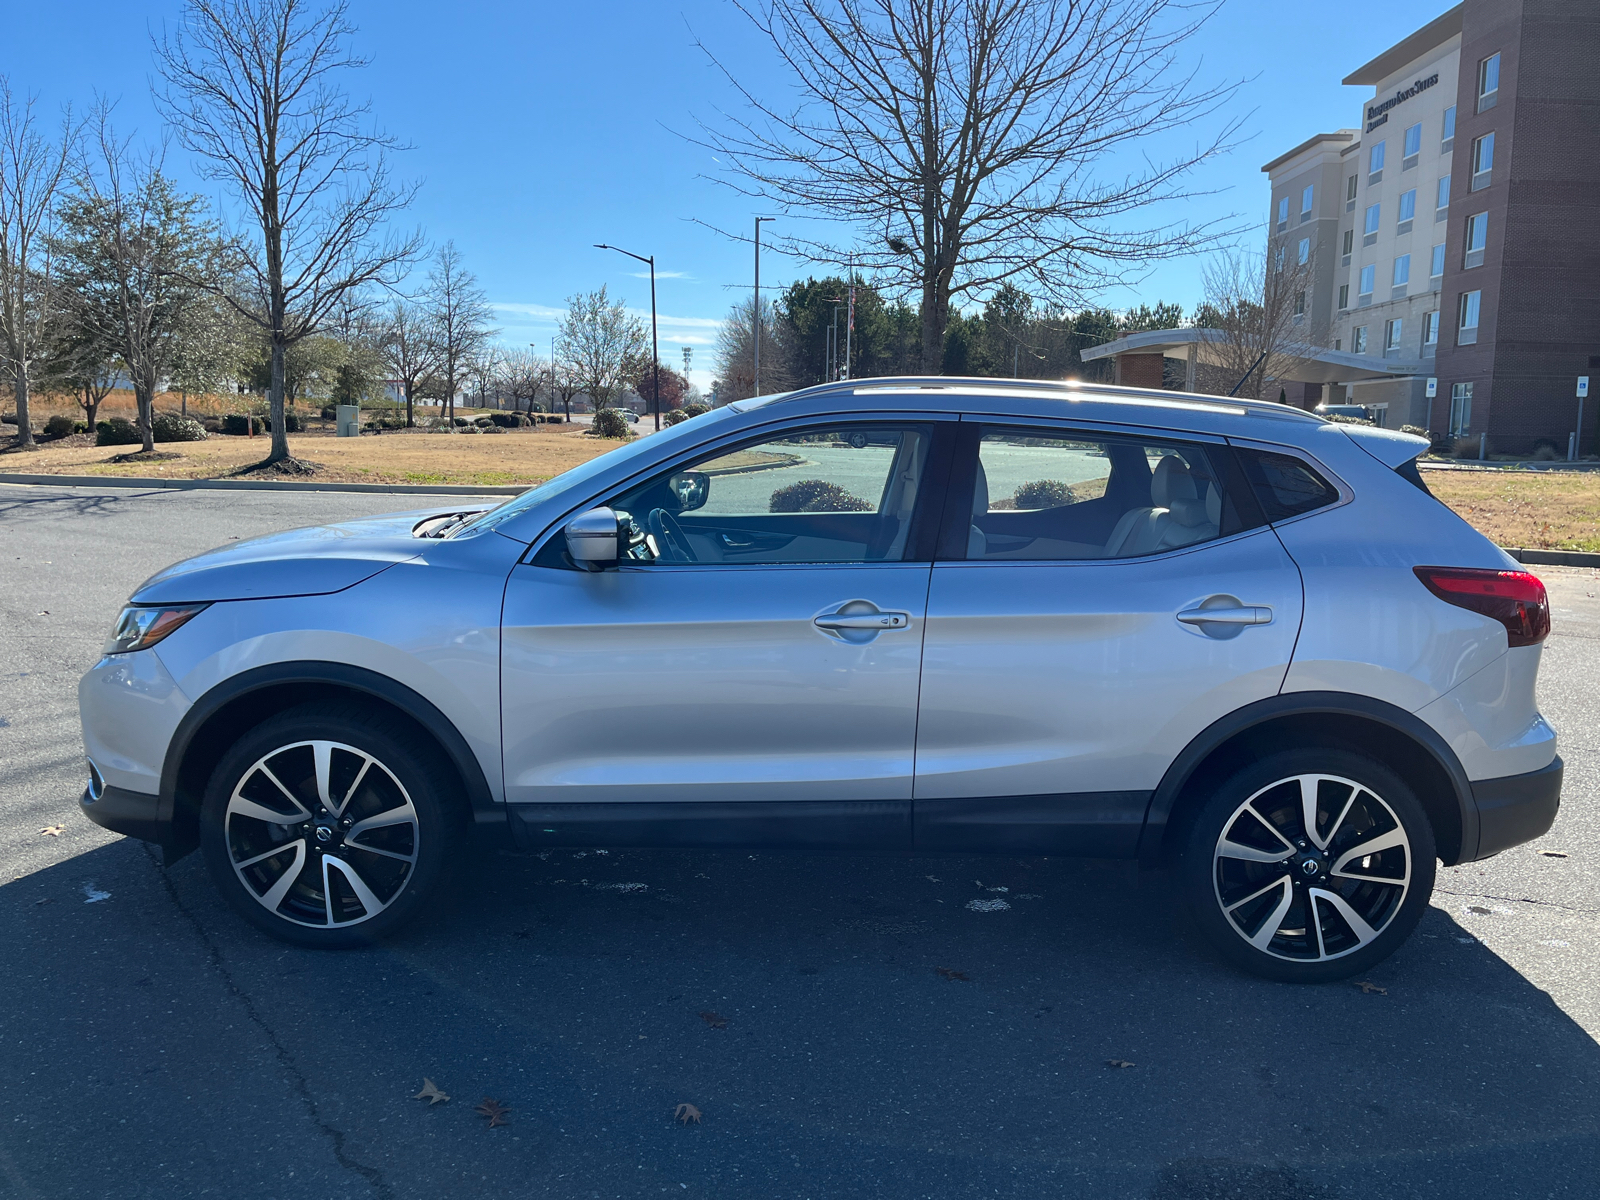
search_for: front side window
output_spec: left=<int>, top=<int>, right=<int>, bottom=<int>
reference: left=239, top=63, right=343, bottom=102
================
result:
left=1464, top=212, right=1489, bottom=268
left=1450, top=382, right=1473, bottom=435
left=1393, top=254, right=1411, bottom=287
left=1301, top=184, right=1315, bottom=216
left=1478, top=52, right=1500, bottom=110
left=1369, top=140, right=1386, bottom=175
left=1404, top=122, right=1422, bottom=160
left=1398, top=188, right=1417, bottom=222
left=601, top=422, right=935, bottom=565
left=1359, top=264, right=1376, bottom=297
left=1431, top=242, right=1447, bottom=277
left=1458, top=290, right=1482, bottom=344
left=1354, top=325, right=1369, bottom=353
left=1472, top=133, right=1495, bottom=188
left=961, top=430, right=1248, bottom=561
left=1364, top=203, right=1381, bottom=236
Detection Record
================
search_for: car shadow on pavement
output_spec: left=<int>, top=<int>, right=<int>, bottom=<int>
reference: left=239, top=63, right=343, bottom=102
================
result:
left=2, top=837, right=1597, bottom=1200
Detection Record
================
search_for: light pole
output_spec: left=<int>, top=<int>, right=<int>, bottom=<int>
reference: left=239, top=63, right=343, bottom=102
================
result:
left=595, top=243, right=662, bottom=431
left=754, top=217, right=776, bottom=396
left=821, top=297, right=846, bottom=381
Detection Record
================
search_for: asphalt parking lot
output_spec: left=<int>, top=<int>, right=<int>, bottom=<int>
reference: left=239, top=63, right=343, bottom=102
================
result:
left=2, top=482, right=1597, bottom=1200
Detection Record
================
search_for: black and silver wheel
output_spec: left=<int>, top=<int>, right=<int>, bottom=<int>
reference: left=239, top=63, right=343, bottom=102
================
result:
left=1181, top=749, right=1436, bottom=982
left=201, top=703, right=460, bottom=947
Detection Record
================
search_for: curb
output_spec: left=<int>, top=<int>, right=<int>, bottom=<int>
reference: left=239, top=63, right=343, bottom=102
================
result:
left=1503, top=547, right=1600, bottom=568
left=0, top=472, right=523, bottom=496
left=1419, top=460, right=1600, bottom=472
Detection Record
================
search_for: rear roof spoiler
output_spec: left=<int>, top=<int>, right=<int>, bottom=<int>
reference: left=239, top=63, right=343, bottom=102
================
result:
left=1337, top=423, right=1430, bottom=469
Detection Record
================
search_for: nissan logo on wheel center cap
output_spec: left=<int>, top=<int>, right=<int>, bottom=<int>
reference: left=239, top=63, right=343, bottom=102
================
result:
left=1301, top=858, right=1321, bottom=876
left=315, top=826, right=334, bottom=843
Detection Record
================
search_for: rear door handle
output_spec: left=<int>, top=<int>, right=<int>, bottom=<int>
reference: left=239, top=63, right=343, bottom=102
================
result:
left=1177, top=605, right=1273, bottom=626
left=815, top=612, right=909, bottom=631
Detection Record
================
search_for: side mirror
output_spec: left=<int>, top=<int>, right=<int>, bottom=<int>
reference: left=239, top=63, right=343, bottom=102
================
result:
left=669, top=471, right=710, bottom=512
left=564, top=507, right=620, bottom=570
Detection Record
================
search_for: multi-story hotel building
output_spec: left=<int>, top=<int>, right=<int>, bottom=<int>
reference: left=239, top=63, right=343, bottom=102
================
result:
left=1261, top=1, right=1599, bottom=452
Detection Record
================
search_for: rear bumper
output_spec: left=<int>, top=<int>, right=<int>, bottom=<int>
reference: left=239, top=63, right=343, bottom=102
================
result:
left=1467, top=757, right=1562, bottom=861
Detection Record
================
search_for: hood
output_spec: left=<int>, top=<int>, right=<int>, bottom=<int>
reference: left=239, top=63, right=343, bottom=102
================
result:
left=129, top=509, right=462, bottom=604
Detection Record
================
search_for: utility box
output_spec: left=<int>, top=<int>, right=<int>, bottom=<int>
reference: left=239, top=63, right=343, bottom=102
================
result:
left=336, top=404, right=360, bottom=437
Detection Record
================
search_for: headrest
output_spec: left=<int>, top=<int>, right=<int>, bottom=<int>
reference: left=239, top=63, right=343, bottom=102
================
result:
left=972, top=459, right=989, bottom=517
left=1151, top=456, right=1197, bottom=508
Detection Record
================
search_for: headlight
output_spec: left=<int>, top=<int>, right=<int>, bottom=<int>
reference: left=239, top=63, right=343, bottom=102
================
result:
left=103, top=604, right=210, bottom=655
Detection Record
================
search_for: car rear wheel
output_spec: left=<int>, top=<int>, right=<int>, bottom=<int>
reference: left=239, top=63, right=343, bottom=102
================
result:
left=200, top=703, right=461, bottom=948
left=1180, top=749, right=1436, bottom=982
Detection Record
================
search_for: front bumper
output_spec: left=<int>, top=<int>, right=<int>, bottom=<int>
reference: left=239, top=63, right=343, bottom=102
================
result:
left=1468, top=757, right=1562, bottom=860
left=81, top=784, right=196, bottom=864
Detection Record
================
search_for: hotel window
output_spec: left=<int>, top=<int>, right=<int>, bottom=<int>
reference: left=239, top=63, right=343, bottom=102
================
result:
left=1338, top=283, right=1350, bottom=310
left=1369, top=139, right=1386, bottom=182
left=1358, top=264, right=1375, bottom=304
left=1300, top=184, right=1314, bottom=220
left=1277, top=196, right=1289, bottom=230
left=1341, top=228, right=1354, bottom=263
left=1393, top=254, right=1411, bottom=290
left=1397, top=188, right=1416, bottom=233
left=1471, top=133, right=1494, bottom=190
left=1274, top=244, right=1285, bottom=273
left=1478, top=52, right=1500, bottom=112
left=1385, top=318, right=1403, bottom=354
left=1363, top=203, right=1380, bottom=246
left=1353, top=325, right=1369, bottom=354
left=1298, top=237, right=1310, bottom=266
left=1403, top=122, right=1422, bottom=169
left=1346, top=173, right=1358, bottom=212
left=1441, top=105, right=1456, bottom=152
left=1435, top=174, right=1451, bottom=219
left=1423, top=311, right=1440, bottom=355
left=1464, top=212, right=1488, bottom=268
left=1450, top=382, right=1473, bottom=436
left=1457, top=290, right=1482, bottom=345
left=1294, top=290, right=1306, bottom=319
left=1431, top=242, right=1446, bottom=279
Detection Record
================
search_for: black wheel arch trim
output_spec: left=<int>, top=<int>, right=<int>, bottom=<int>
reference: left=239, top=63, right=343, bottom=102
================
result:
left=159, top=661, right=504, bottom=861
left=1138, top=690, right=1479, bottom=868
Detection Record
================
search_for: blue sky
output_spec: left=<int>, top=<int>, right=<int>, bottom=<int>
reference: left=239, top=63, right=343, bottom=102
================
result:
left=9, top=0, right=1455, bottom=387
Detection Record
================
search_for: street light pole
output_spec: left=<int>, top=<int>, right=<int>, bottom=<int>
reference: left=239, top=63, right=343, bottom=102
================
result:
left=595, top=243, right=661, bottom=431
left=754, top=217, right=775, bottom=396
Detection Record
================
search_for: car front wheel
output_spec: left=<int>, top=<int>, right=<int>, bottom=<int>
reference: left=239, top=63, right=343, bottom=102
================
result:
left=200, top=702, right=461, bottom=947
left=1180, top=749, right=1436, bottom=982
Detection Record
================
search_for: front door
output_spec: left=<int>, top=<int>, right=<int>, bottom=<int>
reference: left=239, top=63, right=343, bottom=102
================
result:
left=913, top=422, right=1304, bottom=855
left=500, top=419, right=946, bottom=848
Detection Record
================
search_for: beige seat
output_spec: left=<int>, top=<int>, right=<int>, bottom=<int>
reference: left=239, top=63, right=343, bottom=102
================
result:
left=1103, top=456, right=1221, bottom=558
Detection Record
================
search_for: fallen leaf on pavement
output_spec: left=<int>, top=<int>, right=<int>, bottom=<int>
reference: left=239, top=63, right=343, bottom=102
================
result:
left=1354, top=980, right=1388, bottom=995
left=474, top=1098, right=510, bottom=1127
left=1468, top=905, right=1492, bottom=915
left=1106, top=1059, right=1135, bottom=1069
left=698, top=1011, right=728, bottom=1029
left=39, top=826, right=64, bottom=837
left=1542, top=851, right=1568, bottom=858
left=933, top=967, right=970, bottom=982
left=675, top=1103, right=702, bottom=1125
left=413, top=1078, right=449, bottom=1105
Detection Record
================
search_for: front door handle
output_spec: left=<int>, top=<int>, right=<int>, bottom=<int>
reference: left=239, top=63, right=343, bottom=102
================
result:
left=815, top=612, right=909, bottom=631
left=1177, top=605, right=1273, bottom=626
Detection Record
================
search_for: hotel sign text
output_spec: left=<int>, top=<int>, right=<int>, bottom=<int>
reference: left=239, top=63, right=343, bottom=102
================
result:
left=1366, top=73, right=1441, bottom=132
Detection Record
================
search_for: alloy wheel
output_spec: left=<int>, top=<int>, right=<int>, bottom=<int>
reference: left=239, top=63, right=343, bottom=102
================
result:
left=1212, top=773, right=1411, bottom=962
left=224, top=739, right=420, bottom=929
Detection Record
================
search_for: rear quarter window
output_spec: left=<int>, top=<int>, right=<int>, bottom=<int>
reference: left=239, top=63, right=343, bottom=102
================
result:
left=1235, top=448, right=1340, bottom=521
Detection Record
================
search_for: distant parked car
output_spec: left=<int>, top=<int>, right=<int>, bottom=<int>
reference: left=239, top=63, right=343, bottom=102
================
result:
left=80, top=377, right=1560, bottom=981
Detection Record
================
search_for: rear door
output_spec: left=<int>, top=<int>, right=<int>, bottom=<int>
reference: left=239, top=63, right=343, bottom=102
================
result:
left=912, top=420, right=1303, bottom=856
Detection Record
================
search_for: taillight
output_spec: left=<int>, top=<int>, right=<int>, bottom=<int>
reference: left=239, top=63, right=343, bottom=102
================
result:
left=1413, top=566, right=1550, bottom=647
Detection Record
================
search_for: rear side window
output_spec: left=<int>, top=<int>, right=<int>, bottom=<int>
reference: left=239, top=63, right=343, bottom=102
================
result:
left=1236, top=449, right=1340, bottom=521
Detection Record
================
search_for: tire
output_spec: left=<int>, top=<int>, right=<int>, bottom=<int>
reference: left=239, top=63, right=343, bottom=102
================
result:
left=1179, top=748, right=1436, bottom=983
left=200, top=702, right=463, bottom=948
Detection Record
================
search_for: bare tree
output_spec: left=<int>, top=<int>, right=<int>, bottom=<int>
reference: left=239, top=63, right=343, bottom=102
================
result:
left=496, top=347, right=544, bottom=414
left=381, top=299, right=438, bottom=426
left=548, top=349, right=582, bottom=420
left=57, top=109, right=223, bottom=452
left=466, top=344, right=502, bottom=408
left=558, top=286, right=646, bottom=413
left=154, top=0, right=423, bottom=465
left=42, top=311, right=120, bottom=431
left=1194, top=233, right=1317, bottom=401
left=697, top=0, right=1240, bottom=372
left=713, top=296, right=787, bottom=402
left=425, top=242, right=495, bottom=422
left=0, top=80, right=76, bottom=449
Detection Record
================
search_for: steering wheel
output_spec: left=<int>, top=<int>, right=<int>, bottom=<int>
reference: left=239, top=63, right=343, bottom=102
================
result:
left=647, top=508, right=698, bottom=563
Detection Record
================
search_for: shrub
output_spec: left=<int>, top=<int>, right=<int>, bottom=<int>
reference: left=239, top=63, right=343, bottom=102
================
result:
left=151, top=412, right=208, bottom=442
left=1532, top=443, right=1562, bottom=462
left=1400, top=424, right=1429, bottom=439
left=488, top=411, right=520, bottom=428
left=1453, top=435, right=1483, bottom=459
left=1012, top=479, right=1077, bottom=510
left=96, top=418, right=142, bottom=446
left=320, top=406, right=336, bottom=421
left=44, top=414, right=77, bottom=439
left=221, top=414, right=262, bottom=436
left=1323, top=412, right=1374, bottom=427
left=1, top=411, right=16, bottom=425
left=769, top=479, right=874, bottom=513
left=682, top=403, right=710, bottom=419
left=662, top=409, right=688, bottom=427
left=201, top=416, right=223, bottom=433
left=263, top=411, right=303, bottom=433
left=592, top=408, right=633, bottom=439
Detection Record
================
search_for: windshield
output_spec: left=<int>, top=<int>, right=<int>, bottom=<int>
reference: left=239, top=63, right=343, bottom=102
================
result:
left=452, top=407, right=735, bottom=537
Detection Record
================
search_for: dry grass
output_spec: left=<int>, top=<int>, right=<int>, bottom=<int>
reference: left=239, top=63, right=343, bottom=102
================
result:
left=1425, top=469, right=1600, bottom=552
left=1, top=424, right=628, bottom=487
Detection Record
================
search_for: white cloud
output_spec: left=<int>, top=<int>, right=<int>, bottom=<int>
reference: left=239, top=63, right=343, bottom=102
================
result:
left=629, top=270, right=693, bottom=280
left=490, top=300, right=724, bottom=348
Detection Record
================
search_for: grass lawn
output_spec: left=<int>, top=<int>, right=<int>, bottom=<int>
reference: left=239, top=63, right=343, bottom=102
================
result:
left=1425, top=468, right=1600, bottom=552
left=0, top=425, right=628, bottom=488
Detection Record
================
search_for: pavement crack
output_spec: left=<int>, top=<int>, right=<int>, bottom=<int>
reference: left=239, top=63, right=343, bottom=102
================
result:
left=1436, top=886, right=1600, bottom=916
left=143, top=845, right=395, bottom=1200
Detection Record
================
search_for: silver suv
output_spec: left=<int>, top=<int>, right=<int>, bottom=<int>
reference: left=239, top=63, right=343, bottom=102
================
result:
left=78, top=380, right=1561, bottom=981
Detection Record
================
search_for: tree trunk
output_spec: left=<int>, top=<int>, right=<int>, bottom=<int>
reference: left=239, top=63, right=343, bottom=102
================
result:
left=405, top=381, right=413, bottom=428
left=268, top=336, right=289, bottom=461
left=13, top=374, right=34, bottom=449
left=81, top=385, right=100, bottom=431
left=136, top=381, right=155, bottom=453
